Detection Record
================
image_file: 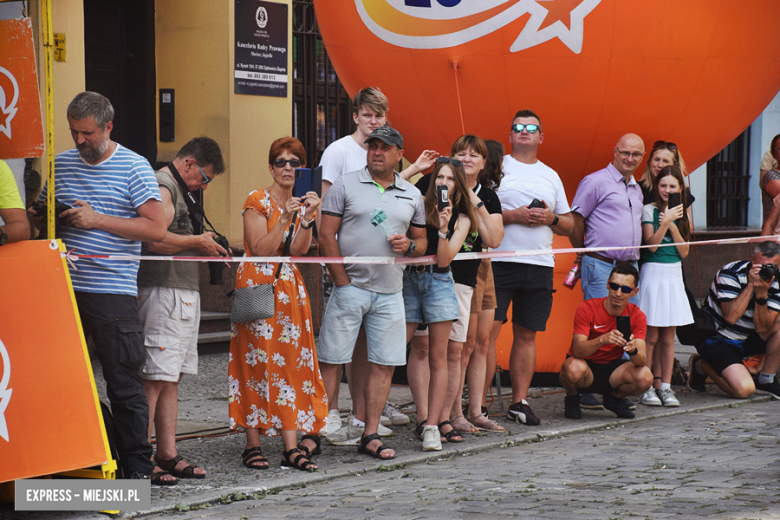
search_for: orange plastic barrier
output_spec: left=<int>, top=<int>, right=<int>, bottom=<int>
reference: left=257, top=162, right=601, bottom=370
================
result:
left=0, top=241, right=109, bottom=483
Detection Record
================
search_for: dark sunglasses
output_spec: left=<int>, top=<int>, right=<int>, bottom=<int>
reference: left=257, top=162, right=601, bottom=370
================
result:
left=511, top=123, right=539, bottom=134
left=436, top=156, right=463, bottom=167
left=273, top=158, right=303, bottom=168
left=608, top=281, right=635, bottom=294
left=653, top=140, right=678, bottom=152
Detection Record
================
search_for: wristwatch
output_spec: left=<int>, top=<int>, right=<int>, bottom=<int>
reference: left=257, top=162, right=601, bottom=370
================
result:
left=756, top=297, right=768, bottom=306
left=627, top=347, right=639, bottom=356
left=438, top=229, right=451, bottom=240
left=300, top=218, right=314, bottom=230
left=405, top=240, right=416, bottom=256
left=0, top=229, right=7, bottom=246
left=551, top=215, right=559, bottom=227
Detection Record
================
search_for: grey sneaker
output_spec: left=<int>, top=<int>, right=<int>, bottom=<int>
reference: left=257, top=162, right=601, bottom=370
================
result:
left=326, top=409, right=342, bottom=436
left=658, top=387, right=680, bottom=407
left=640, top=388, right=662, bottom=406
left=326, top=414, right=363, bottom=446
left=382, top=403, right=410, bottom=425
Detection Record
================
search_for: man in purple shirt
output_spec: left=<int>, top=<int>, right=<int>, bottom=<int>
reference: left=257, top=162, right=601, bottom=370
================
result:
left=570, top=133, right=646, bottom=301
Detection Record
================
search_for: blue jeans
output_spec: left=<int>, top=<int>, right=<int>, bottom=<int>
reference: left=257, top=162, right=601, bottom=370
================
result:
left=402, top=269, right=459, bottom=325
left=581, top=255, right=639, bottom=304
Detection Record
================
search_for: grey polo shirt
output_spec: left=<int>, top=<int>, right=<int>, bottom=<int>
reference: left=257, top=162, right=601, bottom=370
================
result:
left=322, top=166, right=426, bottom=294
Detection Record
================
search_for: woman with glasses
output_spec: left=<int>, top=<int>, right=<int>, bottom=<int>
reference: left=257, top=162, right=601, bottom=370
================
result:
left=228, top=137, right=327, bottom=472
left=639, top=141, right=695, bottom=207
left=402, top=156, right=476, bottom=451
left=637, top=166, right=693, bottom=407
left=759, top=134, right=780, bottom=225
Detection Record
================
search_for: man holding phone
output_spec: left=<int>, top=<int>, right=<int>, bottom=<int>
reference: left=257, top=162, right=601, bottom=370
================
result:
left=559, top=264, right=653, bottom=420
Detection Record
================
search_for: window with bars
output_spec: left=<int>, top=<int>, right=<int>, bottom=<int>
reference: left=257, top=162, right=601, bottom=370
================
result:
left=292, top=0, right=352, bottom=167
left=706, top=128, right=751, bottom=228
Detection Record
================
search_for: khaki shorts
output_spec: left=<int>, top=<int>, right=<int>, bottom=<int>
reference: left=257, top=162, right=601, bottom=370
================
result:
left=137, top=286, right=200, bottom=382
left=470, top=259, right=497, bottom=312
left=414, top=282, right=474, bottom=343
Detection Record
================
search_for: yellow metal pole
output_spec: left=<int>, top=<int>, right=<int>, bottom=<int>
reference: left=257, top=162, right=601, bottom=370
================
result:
left=42, top=0, right=55, bottom=239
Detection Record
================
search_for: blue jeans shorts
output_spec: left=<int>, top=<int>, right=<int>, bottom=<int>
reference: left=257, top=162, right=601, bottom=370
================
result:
left=581, top=254, right=639, bottom=304
left=402, top=269, right=459, bottom=325
left=318, top=283, right=407, bottom=366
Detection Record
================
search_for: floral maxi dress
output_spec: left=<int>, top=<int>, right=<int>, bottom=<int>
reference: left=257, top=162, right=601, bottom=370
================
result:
left=228, top=189, right=328, bottom=436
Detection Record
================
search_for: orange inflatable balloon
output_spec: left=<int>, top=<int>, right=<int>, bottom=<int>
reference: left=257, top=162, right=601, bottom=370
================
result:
left=314, top=0, right=780, bottom=373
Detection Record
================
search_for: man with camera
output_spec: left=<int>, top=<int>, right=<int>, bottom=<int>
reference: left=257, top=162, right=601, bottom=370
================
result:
left=559, top=264, right=652, bottom=420
left=136, top=137, right=226, bottom=484
left=0, top=159, right=31, bottom=246
left=690, top=241, right=780, bottom=399
left=31, top=92, right=166, bottom=480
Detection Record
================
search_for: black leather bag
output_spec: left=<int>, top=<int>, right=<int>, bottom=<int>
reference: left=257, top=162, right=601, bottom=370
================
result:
left=676, top=285, right=718, bottom=346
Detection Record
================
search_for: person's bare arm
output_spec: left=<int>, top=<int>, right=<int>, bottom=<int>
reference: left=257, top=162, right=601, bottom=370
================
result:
left=389, top=224, right=427, bottom=258
left=320, top=213, right=349, bottom=286
left=569, top=211, right=585, bottom=249
left=399, top=150, right=440, bottom=181
left=144, top=188, right=226, bottom=256
left=720, top=265, right=778, bottom=331
left=315, top=180, right=332, bottom=232
left=61, top=198, right=167, bottom=242
left=762, top=200, right=780, bottom=236
left=0, top=208, right=32, bottom=243
left=571, top=329, right=624, bottom=359
left=465, top=189, right=503, bottom=248
left=436, top=213, right=471, bottom=267
left=766, top=179, right=780, bottom=199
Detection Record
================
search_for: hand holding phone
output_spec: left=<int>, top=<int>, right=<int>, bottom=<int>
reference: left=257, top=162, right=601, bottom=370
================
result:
left=668, top=192, right=681, bottom=209
left=437, top=185, right=449, bottom=212
left=615, top=315, right=631, bottom=342
left=529, top=198, right=546, bottom=209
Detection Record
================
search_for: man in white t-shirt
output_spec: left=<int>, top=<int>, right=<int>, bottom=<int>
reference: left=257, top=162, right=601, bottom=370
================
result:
left=490, top=109, right=573, bottom=427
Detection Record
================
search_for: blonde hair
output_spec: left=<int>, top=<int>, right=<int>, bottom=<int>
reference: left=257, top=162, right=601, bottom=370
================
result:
left=640, top=141, right=687, bottom=192
left=352, top=87, right=388, bottom=118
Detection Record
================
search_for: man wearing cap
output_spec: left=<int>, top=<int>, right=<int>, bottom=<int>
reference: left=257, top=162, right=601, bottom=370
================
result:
left=319, top=126, right=427, bottom=459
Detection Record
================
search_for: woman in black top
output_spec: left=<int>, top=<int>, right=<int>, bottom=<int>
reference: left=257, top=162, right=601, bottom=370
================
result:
left=639, top=140, right=695, bottom=207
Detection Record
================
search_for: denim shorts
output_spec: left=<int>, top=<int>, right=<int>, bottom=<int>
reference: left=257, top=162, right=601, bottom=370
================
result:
left=318, top=284, right=407, bottom=366
left=581, top=255, right=639, bottom=304
left=402, top=269, right=459, bottom=325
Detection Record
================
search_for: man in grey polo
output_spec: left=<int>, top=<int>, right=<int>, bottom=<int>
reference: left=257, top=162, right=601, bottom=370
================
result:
left=319, top=126, right=427, bottom=460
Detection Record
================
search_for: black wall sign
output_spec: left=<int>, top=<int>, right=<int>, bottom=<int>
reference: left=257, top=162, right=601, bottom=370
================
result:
left=234, top=0, right=288, bottom=97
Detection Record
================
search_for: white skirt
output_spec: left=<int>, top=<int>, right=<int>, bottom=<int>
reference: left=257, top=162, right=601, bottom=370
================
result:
left=637, top=261, right=694, bottom=327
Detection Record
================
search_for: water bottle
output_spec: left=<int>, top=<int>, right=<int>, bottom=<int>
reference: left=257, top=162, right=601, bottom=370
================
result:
left=370, top=208, right=396, bottom=238
left=563, top=263, right=580, bottom=289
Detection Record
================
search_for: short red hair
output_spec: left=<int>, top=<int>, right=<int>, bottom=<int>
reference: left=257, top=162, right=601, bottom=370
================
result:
left=268, top=137, right=306, bottom=167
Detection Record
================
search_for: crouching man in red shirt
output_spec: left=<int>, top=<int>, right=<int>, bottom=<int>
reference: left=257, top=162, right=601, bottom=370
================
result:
left=560, top=264, right=653, bottom=419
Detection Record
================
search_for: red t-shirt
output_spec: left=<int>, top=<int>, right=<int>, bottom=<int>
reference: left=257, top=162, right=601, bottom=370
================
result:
left=568, top=297, right=648, bottom=364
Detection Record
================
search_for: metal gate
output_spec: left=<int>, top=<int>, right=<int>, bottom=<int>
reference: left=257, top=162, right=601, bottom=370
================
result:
left=707, top=128, right=751, bottom=228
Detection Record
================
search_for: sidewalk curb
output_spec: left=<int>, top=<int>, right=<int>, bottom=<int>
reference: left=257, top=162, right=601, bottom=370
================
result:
left=130, top=394, right=773, bottom=518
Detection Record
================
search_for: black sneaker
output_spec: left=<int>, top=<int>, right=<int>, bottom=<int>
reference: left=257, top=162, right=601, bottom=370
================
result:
left=755, top=376, right=780, bottom=400
left=481, top=406, right=489, bottom=418
left=623, top=397, right=637, bottom=411
left=687, top=354, right=706, bottom=393
left=564, top=395, right=582, bottom=419
left=507, top=400, right=541, bottom=425
left=603, top=393, right=635, bottom=419
left=579, top=393, right=603, bottom=409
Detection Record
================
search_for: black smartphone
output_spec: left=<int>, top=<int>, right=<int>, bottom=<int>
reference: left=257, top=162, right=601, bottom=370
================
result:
left=668, top=192, right=681, bottom=209
left=615, top=315, right=631, bottom=342
left=293, top=168, right=314, bottom=200
left=529, top=198, right=546, bottom=209
left=437, top=185, right=449, bottom=212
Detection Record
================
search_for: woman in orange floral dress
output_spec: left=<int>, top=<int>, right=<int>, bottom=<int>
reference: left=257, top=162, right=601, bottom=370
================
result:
left=229, top=137, right=327, bottom=472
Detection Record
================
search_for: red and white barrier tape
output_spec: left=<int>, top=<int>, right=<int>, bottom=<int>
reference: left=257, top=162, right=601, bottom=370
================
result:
left=59, top=234, right=780, bottom=267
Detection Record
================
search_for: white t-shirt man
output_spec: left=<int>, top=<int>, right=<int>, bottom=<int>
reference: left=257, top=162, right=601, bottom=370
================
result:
left=321, top=135, right=369, bottom=185
left=492, top=155, right=570, bottom=267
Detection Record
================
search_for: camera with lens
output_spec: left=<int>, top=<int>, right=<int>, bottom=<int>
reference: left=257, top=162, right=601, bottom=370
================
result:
left=209, top=234, right=231, bottom=285
left=32, top=199, right=73, bottom=239
left=759, top=263, right=780, bottom=282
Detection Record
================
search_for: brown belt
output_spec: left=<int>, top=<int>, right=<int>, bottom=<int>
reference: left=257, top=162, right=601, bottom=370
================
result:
left=584, top=251, right=634, bottom=266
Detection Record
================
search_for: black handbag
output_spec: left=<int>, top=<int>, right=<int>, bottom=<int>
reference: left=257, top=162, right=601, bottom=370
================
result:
left=676, top=284, right=718, bottom=346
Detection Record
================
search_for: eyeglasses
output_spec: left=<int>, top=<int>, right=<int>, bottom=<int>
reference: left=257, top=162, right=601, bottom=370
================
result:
left=273, top=158, right=303, bottom=168
left=436, top=156, right=464, bottom=167
left=615, top=148, right=645, bottom=160
left=511, top=123, right=539, bottom=134
left=195, top=162, right=212, bottom=185
left=608, top=281, right=635, bottom=294
left=653, top=140, right=678, bottom=151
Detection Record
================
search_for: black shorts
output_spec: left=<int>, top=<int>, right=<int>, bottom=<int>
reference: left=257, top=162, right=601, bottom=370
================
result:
left=579, top=358, right=629, bottom=395
left=696, top=331, right=766, bottom=375
left=492, top=262, right=554, bottom=332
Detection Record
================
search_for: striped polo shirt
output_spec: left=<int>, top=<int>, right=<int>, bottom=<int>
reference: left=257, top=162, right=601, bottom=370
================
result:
left=703, top=260, right=780, bottom=341
left=40, top=145, right=161, bottom=296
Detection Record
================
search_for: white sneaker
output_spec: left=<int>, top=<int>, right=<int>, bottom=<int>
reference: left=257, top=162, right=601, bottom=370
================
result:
left=421, top=425, right=442, bottom=451
left=326, top=409, right=342, bottom=436
left=640, top=388, right=662, bottom=406
left=380, top=415, right=391, bottom=427
left=326, top=414, right=363, bottom=446
left=377, top=422, right=394, bottom=437
left=382, top=403, right=411, bottom=425
left=658, top=387, right=680, bottom=407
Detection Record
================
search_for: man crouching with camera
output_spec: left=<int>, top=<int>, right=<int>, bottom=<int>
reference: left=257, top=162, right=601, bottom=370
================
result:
left=689, top=241, right=780, bottom=400
left=136, top=137, right=227, bottom=484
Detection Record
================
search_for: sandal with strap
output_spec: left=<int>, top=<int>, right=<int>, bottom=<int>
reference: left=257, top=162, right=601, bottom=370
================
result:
left=154, top=454, right=206, bottom=479
left=241, top=446, right=270, bottom=470
left=150, top=471, right=178, bottom=486
left=438, top=421, right=464, bottom=443
left=297, top=434, right=322, bottom=458
left=357, top=433, right=396, bottom=460
left=467, top=414, right=505, bottom=432
left=281, top=448, right=318, bottom=472
left=414, top=420, right=426, bottom=440
left=451, top=415, right=479, bottom=433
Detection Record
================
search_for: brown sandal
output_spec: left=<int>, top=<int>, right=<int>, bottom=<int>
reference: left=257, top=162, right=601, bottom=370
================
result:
left=154, top=454, right=205, bottom=479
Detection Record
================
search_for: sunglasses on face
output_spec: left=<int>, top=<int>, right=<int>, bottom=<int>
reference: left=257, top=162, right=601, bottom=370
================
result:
left=273, top=158, right=302, bottom=168
left=608, top=282, right=635, bottom=294
left=436, top=156, right=464, bottom=167
left=511, top=123, right=539, bottom=134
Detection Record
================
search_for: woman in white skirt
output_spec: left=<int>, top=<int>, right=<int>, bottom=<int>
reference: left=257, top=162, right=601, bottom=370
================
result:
left=638, top=165, right=693, bottom=407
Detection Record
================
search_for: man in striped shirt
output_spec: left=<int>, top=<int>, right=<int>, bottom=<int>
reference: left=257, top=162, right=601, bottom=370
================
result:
left=691, top=241, right=780, bottom=400
left=32, top=92, right=166, bottom=480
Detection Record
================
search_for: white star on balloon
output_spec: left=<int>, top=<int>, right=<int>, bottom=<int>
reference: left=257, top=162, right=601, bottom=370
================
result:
left=0, top=339, right=12, bottom=443
left=511, top=0, right=602, bottom=54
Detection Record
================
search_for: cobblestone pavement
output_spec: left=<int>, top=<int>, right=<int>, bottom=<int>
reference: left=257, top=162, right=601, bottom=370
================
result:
left=141, top=400, right=780, bottom=520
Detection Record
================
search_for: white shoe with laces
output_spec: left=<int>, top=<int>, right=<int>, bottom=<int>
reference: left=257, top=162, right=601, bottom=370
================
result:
left=421, top=425, right=442, bottom=451
left=382, top=403, right=410, bottom=425
left=640, top=388, right=662, bottom=406
left=326, top=409, right=342, bottom=436
left=658, top=387, right=680, bottom=407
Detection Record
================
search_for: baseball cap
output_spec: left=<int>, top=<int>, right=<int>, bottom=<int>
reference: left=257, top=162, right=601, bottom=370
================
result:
left=365, top=126, right=403, bottom=149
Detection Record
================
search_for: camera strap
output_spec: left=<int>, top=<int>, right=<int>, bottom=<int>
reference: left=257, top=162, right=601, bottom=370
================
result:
left=167, top=162, right=225, bottom=239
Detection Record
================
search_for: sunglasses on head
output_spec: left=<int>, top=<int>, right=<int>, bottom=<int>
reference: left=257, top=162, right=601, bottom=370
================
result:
left=436, top=156, right=463, bottom=167
left=608, top=282, right=635, bottom=294
left=511, top=123, right=539, bottom=134
left=653, top=140, right=678, bottom=152
left=273, top=158, right=302, bottom=168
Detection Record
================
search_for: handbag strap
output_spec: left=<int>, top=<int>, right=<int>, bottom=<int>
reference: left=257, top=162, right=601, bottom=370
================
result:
left=274, top=213, right=297, bottom=282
